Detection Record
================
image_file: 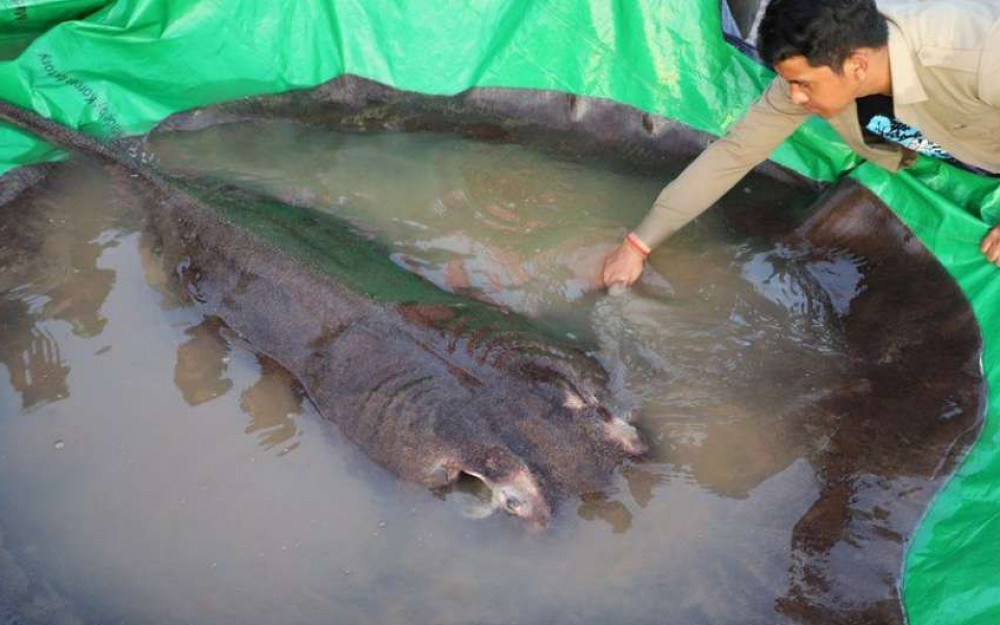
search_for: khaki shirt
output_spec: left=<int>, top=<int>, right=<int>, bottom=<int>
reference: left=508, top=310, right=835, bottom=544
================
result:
left=633, top=0, right=1000, bottom=250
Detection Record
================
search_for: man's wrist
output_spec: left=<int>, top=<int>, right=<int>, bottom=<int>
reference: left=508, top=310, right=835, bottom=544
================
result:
left=625, top=232, right=651, bottom=258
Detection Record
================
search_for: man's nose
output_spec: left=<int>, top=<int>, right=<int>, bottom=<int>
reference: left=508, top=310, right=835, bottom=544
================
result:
left=790, top=85, right=809, bottom=106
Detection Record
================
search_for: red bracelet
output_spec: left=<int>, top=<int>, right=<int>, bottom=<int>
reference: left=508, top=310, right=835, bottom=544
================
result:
left=625, top=233, right=651, bottom=258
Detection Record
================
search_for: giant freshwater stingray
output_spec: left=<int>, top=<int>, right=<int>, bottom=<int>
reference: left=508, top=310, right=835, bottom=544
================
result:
left=0, top=77, right=987, bottom=624
left=608, top=179, right=985, bottom=624
left=0, top=97, right=647, bottom=528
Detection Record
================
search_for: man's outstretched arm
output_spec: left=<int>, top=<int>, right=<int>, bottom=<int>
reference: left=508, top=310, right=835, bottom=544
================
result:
left=975, top=43, right=1000, bottom=265
left=603, top=78, right=810, bottom=287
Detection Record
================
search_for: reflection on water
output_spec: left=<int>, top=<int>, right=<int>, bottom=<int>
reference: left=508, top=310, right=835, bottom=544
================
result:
left=0, top=298, right=70, bottom=410
left=0, top=163, right=120, bottom=410
left=174, top=317, right=234, bottom=406
left=577, top=491, right=633, bottom=534
left=0, top=125, right=965, bottom=625
left=240, top=356, right=303, bottom=455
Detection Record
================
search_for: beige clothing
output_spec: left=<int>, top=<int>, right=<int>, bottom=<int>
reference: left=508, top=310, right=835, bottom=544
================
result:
left=633, top=0, right=1000, bottom=250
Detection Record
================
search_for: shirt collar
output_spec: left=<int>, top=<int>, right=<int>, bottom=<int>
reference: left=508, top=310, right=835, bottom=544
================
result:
left=886, top=19, right=928, bottom=105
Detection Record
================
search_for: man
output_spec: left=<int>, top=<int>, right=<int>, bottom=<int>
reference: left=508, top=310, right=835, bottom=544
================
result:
left=602, top=0, right=1000, bottom=287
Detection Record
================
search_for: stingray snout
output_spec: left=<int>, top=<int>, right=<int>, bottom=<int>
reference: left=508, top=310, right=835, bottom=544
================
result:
left=485, top=467, right=551, bottom=527
left=439, top=450, right=552, bottom=527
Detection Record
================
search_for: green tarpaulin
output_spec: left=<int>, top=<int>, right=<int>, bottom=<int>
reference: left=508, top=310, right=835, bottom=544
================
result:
left=0, top=1, right=998, bottom=622
left=0, top=0, right=109, bottom=59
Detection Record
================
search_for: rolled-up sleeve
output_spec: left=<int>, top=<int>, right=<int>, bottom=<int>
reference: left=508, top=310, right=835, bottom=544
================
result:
left=633, top=78, right=810, bottom=250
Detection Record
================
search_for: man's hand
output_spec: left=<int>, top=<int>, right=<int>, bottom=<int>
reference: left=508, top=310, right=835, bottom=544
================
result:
left=601, top=240, right=646, bottom=288
left=981, top=224, right=1000, bottom=265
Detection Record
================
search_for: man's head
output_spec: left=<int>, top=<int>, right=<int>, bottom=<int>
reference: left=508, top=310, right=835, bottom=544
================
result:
left=758, top=0, right=889, bottom=118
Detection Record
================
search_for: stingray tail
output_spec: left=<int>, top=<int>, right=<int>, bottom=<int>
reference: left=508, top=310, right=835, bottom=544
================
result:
left=0, top=97, right=147, bottom=178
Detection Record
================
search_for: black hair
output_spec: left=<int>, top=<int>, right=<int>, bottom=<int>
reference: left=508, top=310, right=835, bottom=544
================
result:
left=757, top=0, right=888, bottom=71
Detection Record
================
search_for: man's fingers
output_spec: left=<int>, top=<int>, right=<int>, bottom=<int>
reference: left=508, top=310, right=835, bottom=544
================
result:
left=981, top=230, right=999, bottom=254
left=607, top=282, right=628, bottom=297
left=979, top=228, right=1000, bottom=265
left=985, top=232, right=1000, bottom=260
left=985, top=237, right=1000, bottom=265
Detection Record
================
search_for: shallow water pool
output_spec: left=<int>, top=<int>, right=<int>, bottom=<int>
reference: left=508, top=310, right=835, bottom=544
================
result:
left=0, top=124, right=935, bottom=624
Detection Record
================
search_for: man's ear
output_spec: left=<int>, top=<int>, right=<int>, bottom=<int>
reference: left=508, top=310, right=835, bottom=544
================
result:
left=848, top=51, right=869, bottom=82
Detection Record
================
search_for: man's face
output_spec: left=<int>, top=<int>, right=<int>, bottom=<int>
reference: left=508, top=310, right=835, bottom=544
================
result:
left=774, top=55, right=861, bottom=118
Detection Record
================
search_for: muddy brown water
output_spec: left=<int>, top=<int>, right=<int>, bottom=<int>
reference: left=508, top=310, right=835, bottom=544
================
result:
left=0, top=122, right=965, bottom=624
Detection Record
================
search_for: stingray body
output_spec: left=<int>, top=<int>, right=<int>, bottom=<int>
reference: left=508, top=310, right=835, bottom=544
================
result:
left=0, top=99, right=645, bottom=527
